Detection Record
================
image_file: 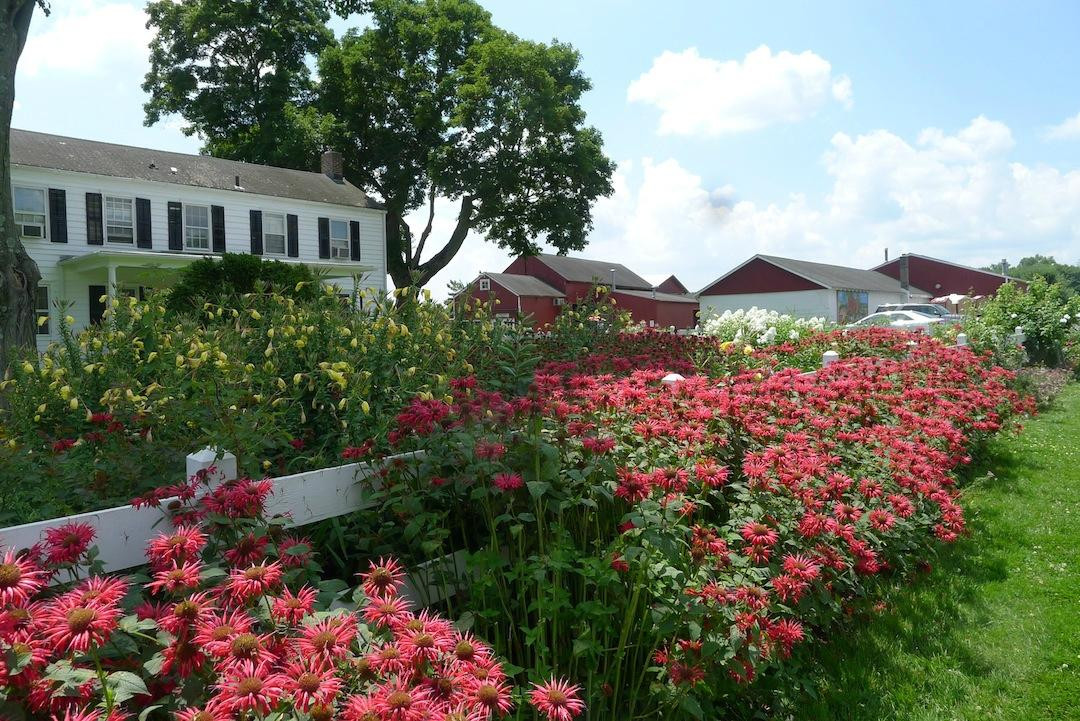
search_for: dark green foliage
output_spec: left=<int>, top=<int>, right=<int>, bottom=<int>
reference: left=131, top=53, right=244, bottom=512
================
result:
left=985, top=255, right=1080, bottom=296
left=142, top=0, right=364, bottom=169
left=165, top=253, right=320, bottom=315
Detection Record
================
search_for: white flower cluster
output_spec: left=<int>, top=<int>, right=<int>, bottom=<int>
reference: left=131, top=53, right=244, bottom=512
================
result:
left=700, top=307, right=828, bottom=346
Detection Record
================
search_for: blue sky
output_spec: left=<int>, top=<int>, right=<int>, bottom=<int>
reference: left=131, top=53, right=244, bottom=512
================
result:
left=13, top=1, right=1080, bottom=297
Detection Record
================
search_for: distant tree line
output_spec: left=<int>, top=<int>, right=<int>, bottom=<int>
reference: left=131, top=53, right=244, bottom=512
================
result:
left=986, top=255, right=1080, bottom=296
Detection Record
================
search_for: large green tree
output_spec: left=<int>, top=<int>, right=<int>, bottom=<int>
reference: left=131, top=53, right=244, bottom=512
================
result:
left=144, top=0, right=614, bottom=290
left=0, top=0, right=46, bottom=372
left=143, top=0, right=364, bottom=170
left=320, top=0, right=614, bottom=288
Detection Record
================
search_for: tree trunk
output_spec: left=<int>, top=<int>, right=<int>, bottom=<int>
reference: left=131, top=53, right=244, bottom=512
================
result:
left=384, top=195, right=475, bottom=293
left=0, top=0, right=41, bottom=374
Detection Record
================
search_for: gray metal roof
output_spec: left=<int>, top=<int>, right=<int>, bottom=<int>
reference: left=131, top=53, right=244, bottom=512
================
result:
left=534, top=253, right=652, bottom=289
left=616, top=288, right=699, bottom=304
left=758, top=255, right=913, bottom=293
left=483, top=272, right=564, bottom=297
left=10, top=129, right=380, bottom=209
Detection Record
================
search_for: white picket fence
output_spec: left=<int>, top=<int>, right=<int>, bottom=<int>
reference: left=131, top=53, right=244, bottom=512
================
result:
left=0, top=332, right=1017, bottom=600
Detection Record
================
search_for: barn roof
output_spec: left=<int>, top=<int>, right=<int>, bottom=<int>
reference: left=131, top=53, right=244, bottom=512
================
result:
left=700, top=254, right=918, bottom=295
left=616, top=289, right=699, bottom=304
left=481, top=272, right=565, bottom=297
left=10, top=128, right=380, bottom=209
left=533, top=253, right=652, bottom=289
left=870, top=253, right=1025, bottom=283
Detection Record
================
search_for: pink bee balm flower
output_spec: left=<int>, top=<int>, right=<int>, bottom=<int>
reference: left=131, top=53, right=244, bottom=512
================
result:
left=38, top=592, right=123, bottom=654
left=296, top=614, right=357, bottom=666
left=0, top=549, right=47, bottom=606
left=270, top=585, right=317, bottom=625
left=226, top=561, right=283, bottom=601
left=492, top=473, right=523, bottom=492
left=43, top=522, right=95, bottom=566
left=529, top=677, right=586, bottom=721
left=215, top=660, right=286, bottom=714
left=359, top=556, right=405, bottom=599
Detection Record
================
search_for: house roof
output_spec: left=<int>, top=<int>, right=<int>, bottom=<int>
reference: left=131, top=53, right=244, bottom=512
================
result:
left=700, top=254, right=922, bottom=295
left=615, top=288, right=699, bottom=304
left=533, top=253, right=652, bottom=289
left=10, top=129, right=381, bottom=209
left=870, top=253, right=1026, bottom=283
left=480, top=272, right=564, bottom=297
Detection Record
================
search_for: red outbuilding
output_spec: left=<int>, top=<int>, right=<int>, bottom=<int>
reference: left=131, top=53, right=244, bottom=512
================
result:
left=460, top=253, right=699, bottom=329
left=872, top=253, right=1025, bottom=297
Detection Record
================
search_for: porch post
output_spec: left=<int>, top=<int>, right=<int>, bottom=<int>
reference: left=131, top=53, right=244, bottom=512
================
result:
left=106, top=263, right=117, bottom=303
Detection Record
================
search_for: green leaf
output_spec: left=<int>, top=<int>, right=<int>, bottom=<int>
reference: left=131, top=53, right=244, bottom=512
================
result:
left=680, top=694, right=704, bottom=720
left=526, top=481, right=550, bottom=499
left=106, top=671, right=149, bottom=704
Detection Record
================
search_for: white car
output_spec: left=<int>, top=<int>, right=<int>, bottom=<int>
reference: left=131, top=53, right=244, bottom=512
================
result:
left=847, top=310, right=944, bottom=332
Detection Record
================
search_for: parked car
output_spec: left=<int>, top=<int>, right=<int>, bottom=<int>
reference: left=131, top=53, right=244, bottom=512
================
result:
left=874, top=303, right=961, bottom=321
left=847, top=310, right=945, bottom=332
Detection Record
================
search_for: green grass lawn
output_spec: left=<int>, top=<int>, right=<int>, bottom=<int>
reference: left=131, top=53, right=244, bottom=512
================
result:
left=799, top=383, right=1080, bottom=721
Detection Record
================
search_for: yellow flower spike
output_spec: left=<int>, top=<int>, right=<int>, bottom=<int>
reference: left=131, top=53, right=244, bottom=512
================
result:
left=36, top=315, right=47, bottom=327
left=263, top=460, right=271, bottom=470
left=350, top=338, right=358, bottom=348
left=21, top=361, right=34, bottom=374
left=294, top=339, right=306, bottom=349
left=69, top=398, right=79, bottom=410
left=744, top=345, right=754, bottom=355
left=65, top=315, right=76, bottom=326
left=338, top=398, right=347, bottom=410
left=264, top=343, right=274, bottom=358
left=276, top=377, right=286, bottom=390
left=293, top=373, right=303, bottom=386
left=59, top=385, right=72, bottom=400
left=36, top=403, right=46, bottom=414
left=340, top=327, right=351, bottom=336
left=253, top=394, right=263, bottom=403
left=267, top=328, right=275, bottom=338
left=33, top=414, right=41, bottom=423
left=361, top=400, right=370, bottom=414
left=245, top=363, right=255, bottom=373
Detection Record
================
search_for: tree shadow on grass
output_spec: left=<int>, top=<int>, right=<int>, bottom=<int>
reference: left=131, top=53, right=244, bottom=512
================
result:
left=794, top=438, right=1030, bottom=721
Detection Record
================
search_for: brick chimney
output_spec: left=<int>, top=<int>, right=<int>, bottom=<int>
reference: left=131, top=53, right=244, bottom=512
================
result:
left=321, top=150, right=344, bottom=183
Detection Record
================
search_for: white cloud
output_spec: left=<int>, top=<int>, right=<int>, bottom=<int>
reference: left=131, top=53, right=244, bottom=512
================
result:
left=1045, top=110, right=1080, bottom=140
left=627, top=45, right=852, bottom=136
left=19, top=0, right=152, bottom=77
left=423, top=116, right=1080, bottom=298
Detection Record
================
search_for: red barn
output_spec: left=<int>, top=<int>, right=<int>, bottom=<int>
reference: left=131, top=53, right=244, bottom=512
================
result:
left=460, top=253, right=698, bottom=329
left=872, top=253, right=1025, bottom=297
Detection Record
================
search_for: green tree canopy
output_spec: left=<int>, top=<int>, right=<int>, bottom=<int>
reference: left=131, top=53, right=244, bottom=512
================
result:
left=143, top=0, right=615, bottom=290
left=143, top=0, right=364, bottom=170
left=986, top=255, right=1080, bottom=296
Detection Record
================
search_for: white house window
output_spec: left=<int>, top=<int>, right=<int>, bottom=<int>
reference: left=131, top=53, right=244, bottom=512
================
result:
left=14, top=186, right=46, bottom=239
left=263, top=212, right=286, bottom=255
left=479, top=278, right=491, bottom=291
left=35, top=286, right=50, bottom=335
left=330, top=219, right=350, bottom=259
left=185, top=205, right=210, bottom=250
left=105, top=196, right=134, bottom=244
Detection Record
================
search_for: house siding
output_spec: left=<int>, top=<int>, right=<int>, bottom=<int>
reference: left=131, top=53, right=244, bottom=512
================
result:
left=12, top=165, right=386, bottom=353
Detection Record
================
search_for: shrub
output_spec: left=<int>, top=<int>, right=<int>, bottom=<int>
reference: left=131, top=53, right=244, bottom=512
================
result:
left=962, top=277, right=1080, bottom=366
left=164, top=253, right=321, bottom=316
left=0, top=467, right=580, bottom=720
left=699, top=307, right=831, bottom=345
left=358, top=329, right=1028, bottom=719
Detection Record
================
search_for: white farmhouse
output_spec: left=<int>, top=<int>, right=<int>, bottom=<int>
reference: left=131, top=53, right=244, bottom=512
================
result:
left=697, top=255, right=931, bottom=324
left=9, top=129, right=387, bottom=352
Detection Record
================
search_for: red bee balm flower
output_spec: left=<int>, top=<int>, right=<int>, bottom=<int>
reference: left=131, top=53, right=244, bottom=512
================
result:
left=529, top=678, right=586, bottom=721
left=360, top=557, right=405, bottom=599
left=492, top=473, right=523, bottom=492
left=38, top=588, right=125, bottom=653
left=226, top=561, right=283, bottom=601
left=296, top=614, right=358, bottom=666
left=215, top=660, right=286, bottom=714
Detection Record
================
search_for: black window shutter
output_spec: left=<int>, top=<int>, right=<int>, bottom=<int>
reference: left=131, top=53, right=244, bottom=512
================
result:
left=48, top=189, right=67, bottom=243
left=135, top=198, right=152, bottom=249
left=85, top=193, right=103, bottom=245
left=89, top=286, right=107, bottom=325
left=211, top=205, right=226, bottom=253
left=249, top=210, right=263, bottom=255
left=317, top=217, right=330, bottom=259
left=286, top=214, right=299, bottom=257
left=167, top=202, right=183, bottom=250
left=349, top=220, right=361, bottom=261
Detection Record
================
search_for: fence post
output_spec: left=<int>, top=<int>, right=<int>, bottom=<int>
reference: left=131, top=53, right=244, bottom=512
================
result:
left=186, top=447, right=238, bottom=487
left=822, top=350, right=839, bottom=368
left=956, top=332, right=968, bottom=347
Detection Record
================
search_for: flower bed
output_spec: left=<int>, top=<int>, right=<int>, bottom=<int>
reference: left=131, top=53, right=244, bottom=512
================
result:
left=362, top=329, right=1030, bottom=718
left=0, top=468, right=583, bottom=721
